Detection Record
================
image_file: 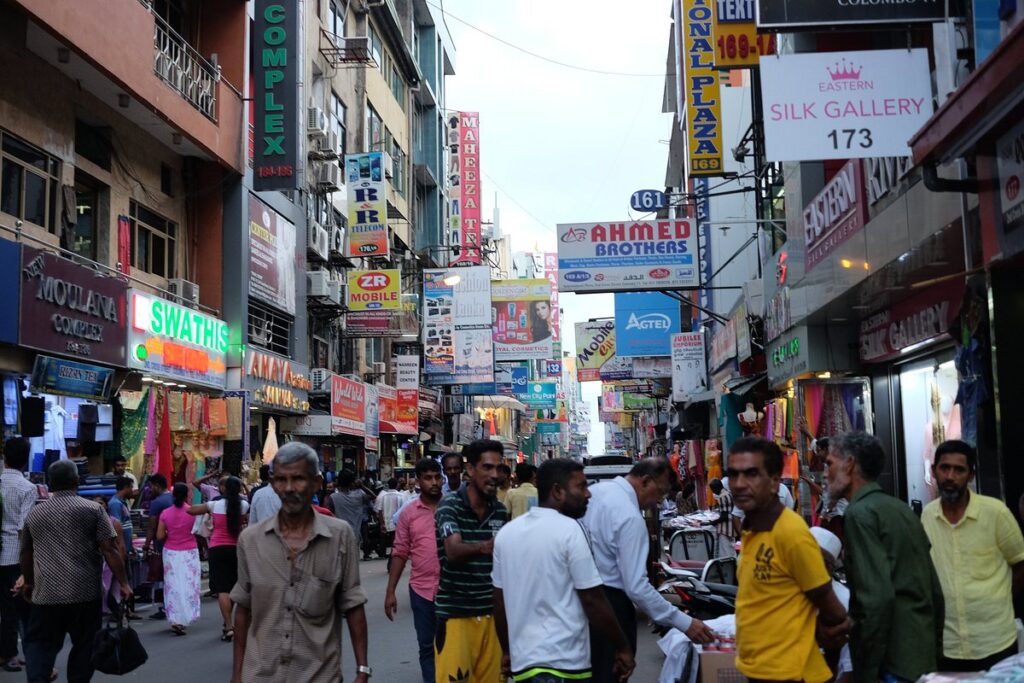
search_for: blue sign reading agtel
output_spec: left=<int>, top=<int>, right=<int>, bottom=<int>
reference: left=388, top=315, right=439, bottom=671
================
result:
left=614, top=292, right=681, bottom=358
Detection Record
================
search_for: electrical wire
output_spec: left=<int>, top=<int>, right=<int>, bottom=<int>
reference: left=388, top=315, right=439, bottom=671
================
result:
left=425, top=1, right=665, bottom=78
left=482, top=171, right=555, bottom=234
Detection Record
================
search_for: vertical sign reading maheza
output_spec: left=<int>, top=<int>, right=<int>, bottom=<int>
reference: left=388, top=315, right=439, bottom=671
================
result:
left=449, top=112, right=482, bottom=265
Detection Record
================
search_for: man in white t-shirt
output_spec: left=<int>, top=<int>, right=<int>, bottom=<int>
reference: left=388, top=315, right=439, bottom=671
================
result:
left=493, top=459, right=635, bottom=683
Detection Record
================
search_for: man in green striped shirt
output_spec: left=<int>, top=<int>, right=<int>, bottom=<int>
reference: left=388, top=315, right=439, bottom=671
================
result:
left=434, top=440, right=508, bottom=683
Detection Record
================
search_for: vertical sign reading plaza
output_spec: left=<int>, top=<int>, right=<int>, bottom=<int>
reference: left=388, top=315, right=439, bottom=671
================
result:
left=683, top=0, right=724, bottom=176
left=253, top=0, right=299, bottom=191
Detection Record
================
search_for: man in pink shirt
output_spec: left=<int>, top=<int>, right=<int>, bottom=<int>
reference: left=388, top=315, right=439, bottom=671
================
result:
left=384, top=458, right=443, bottom=683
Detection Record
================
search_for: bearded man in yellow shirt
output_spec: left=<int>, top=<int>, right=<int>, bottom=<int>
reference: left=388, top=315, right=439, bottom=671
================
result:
left=727, top=436, right=851, bottom=683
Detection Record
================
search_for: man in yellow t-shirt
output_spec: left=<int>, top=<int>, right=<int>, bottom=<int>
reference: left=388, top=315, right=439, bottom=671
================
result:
left=728, top=436, right=850, bottom=683
left=506, top=463, right=538, bottom=519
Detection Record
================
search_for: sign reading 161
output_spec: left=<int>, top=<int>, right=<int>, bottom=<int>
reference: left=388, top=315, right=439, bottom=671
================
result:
left=629, top=189, right=667, bottom=212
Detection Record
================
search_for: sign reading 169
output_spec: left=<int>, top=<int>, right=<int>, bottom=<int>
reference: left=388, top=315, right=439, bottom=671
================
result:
left=691, top=158, right=722, bottom=172
left=827, top=129, right=873, bottom=151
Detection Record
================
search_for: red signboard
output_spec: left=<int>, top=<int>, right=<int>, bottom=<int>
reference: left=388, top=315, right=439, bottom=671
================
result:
left=803, top=159, right=867, bottom=271
left=451, top=112, right=482, bottom=265
left=330, top=375, right=366, bottom=436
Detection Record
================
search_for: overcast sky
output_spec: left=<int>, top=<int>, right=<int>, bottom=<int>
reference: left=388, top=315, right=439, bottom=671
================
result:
left=442, top=0, right=673, bottom=454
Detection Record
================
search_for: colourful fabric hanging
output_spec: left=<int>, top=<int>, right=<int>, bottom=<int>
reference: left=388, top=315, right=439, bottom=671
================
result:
left=226, top=397, right=243, bottom=441
left=117, top=215, right=131, bottom=276
left=208, top=399, right=227, bottom=436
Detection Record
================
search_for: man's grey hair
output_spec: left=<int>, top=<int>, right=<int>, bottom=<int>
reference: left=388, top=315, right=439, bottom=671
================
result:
left=47, top=459, right=79, bottom=491
left=831, top=431, right=887, bottom=482
left=271, top=442, right=320, bottom=478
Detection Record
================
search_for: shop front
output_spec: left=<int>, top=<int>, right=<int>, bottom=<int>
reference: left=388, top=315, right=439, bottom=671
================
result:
left=243, top=348, right=311, bottom=473
left=14, top=246, right=128, bottom=474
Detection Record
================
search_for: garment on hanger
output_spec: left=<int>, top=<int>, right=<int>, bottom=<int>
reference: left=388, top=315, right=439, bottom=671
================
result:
left=44, top=402, right=69, bottom=459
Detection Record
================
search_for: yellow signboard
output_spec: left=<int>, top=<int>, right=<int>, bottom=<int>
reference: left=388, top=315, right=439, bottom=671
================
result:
left=683, top=0, right=725, bottom=176
left=346, top=269, right=401, bottom=311
left=712, top=0, right=776, bottom=68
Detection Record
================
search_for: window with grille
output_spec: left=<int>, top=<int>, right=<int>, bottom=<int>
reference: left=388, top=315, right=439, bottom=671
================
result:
left=129, top=200, right=178, bottom=278
left=0, top=129, right=61, bottom=233
left=248, top=300, right=293, bottom=357
left=331, top=92, right=347, bottom=158
left=367, top=105, right=383, bottom=152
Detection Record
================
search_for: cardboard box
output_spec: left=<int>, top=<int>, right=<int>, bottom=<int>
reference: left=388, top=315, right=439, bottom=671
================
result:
left=699, top=650, right=746, bottom=683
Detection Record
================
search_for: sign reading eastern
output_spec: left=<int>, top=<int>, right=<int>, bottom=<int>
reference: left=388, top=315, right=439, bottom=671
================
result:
left=253, top=0, right=299, bottom=190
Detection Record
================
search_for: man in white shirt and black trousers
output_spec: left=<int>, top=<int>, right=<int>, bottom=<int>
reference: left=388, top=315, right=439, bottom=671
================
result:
left=493, top=458, right=635, bottom=683
left=584, top=458, right=716, bottom=683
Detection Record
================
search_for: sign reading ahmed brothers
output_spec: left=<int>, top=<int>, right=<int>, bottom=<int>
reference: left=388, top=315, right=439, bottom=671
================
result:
left=756, top=0, right=950, bottom=28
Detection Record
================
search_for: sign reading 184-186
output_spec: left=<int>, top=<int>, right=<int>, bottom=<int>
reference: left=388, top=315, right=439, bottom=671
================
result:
left=254, top=0, right=299, bottom=191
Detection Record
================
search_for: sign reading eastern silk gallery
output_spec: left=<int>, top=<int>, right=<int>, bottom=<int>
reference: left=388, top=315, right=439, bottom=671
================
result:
left=253, top=0, right=299, bottom=191
left=803, top=159, right=868, bottom=271
left=128, top=290, right=228, bottom=389
left=245, top=349, right=311, bottom=413
left=760, top=49, right=932, bottom=162
left=21, top=247, right=127, bottom=366
left=557, top=220, right=698, bottom=293
left=756, top=0, right=950, bottom=29
left=858, top=280, right=963, bottom=363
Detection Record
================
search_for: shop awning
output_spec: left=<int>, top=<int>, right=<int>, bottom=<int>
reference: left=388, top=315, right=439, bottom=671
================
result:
left=910, top=19, right=1024, bottom=165
left=725, top=373, right=766, bottom=396
left=473, top=395, right=528, bottom=412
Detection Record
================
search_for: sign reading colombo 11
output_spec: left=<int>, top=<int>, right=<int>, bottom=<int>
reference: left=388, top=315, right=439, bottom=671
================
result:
left=557, top=220, right=698, bottom=293
left=253, top=0, right=299, bottom=191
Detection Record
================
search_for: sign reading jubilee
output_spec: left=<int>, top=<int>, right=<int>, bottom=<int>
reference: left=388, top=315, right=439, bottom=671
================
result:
left=253, top=0, right=299, bottom=191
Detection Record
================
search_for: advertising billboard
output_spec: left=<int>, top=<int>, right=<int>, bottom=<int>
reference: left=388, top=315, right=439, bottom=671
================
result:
left=996, top=119, right=1024, bottom=254
left=523, top=381, right=558, bottom=410
left=491, top=279, right=554, bottom=361
left=423, top=266, right=494, bottom=384
left=347, top=270, right=401, bottom=310
left=127, top=289, right=227, bottom=389
left=331, top=375, right=365, bottom=437
left=244, top=349, right=310, bottom=413
left=449, top=112, right=482, bottom=265
left=614, top=292, right=681, bottom=358
left=253, top=0, right=299, bottom=191
left=557, top=220, right=698, bottom=292
left=575, top=319, right=617, bottom=382
left=756, top=0, right=950, bottom=29
left=683, top=0, right=725, bottom=176
left=672, top=332, right=708, bottom=402
left=248, top=195, right=297, bottom=315
left=345, top=152, right=389, bottom=258
left=378, top=384, right=417, bottom=435
left=803, top=159, right=868, bottom=271
left=760, top=49, right=932, bottom=162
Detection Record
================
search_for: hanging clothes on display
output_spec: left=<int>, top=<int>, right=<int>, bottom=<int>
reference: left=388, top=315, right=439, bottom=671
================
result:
left=44, top=401, right=69, bottom=459
left=3, top=377, right=19, bottom=430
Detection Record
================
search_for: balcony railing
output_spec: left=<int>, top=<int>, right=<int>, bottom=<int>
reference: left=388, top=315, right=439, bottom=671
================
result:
left=150, top=8, right=220, bottom=121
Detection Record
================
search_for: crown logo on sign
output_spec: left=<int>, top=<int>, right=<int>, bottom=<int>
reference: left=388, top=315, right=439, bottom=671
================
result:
left=827, top=58, right=862, bottom=81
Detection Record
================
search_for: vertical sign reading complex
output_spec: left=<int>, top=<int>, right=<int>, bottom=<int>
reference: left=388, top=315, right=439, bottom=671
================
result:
left=253, top=0, right=299, bottom=190
left=450, top=112, right=482, bottom=265
left=672, top=332, right=708, bottom=402
left=345, top=153, right=390, bottom=257
left=684, top=0, right=724, bottom=176
left=423, top=266, right=494, bottom=384
left=248, top=194, right=297, bottom=315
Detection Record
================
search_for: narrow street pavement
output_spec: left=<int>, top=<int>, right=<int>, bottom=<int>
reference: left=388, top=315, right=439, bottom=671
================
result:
left=57, top=558, right=666, bottom=682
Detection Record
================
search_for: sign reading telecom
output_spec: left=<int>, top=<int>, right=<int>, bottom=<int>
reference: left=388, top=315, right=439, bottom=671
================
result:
left=760, top=49, right=932, bottom=161
left=614, top=292, right=680, bottom=358
left=345, top=153, right=389, bottom=258
left=253, top=0, right=299, bottom=191
left=756, top=0, right=950, bottom=29
left=128, top=290, right=227, bottom=389
left=683, top=0, right=724, bottom=175
left=557, top=220, right=698, bottom=292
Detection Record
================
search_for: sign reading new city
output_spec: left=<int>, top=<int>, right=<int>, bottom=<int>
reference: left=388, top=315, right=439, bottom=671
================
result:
left=253, top=0, right=299, bottom=190
left=128, top=290, right=227, bottom=389
left=760, top=49, right=932, bottom=161
left=683, top=0, right=724, bottom=175
left=557, top=220, right=698, bottom=292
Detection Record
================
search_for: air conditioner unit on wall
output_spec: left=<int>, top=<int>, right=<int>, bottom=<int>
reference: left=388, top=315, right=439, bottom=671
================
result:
left=383, top=152, right=394, bottom=179
left=307, top=270, right=330, bottom=297
left=167, top=279, right=200, bottom=307
left=314, top=131, right=338, bottom=160
left=317, top=162, right=342, bottom=191
left=308, top=222, right=329, bottom=261
left=329, top=225, right=345, bottom=257
left=327, top=279, right=342, bottom=305
left=310, top=368, right=332, bottom=392
left=372, top=361, right=386, bottom=376
left=307, top=106, right=328, bottom=141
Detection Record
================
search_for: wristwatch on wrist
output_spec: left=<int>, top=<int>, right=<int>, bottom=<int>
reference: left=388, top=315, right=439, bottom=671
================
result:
left=357, top=665, right=373, bottom=677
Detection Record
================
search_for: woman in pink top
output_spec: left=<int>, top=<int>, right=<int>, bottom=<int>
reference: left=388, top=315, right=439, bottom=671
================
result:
left=189, top=475, right=248, bottom=641
left=157, top=483, right=201, bottom=635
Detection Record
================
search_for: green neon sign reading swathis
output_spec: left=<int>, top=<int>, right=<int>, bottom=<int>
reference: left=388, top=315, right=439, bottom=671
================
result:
left=147, top=298, right=229, bottom=354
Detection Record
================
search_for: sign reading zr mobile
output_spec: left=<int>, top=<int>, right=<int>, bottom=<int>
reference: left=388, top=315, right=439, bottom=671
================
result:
left=756, top=0, right=949, bottom=29
left=254, top=0, right=299, bottom=191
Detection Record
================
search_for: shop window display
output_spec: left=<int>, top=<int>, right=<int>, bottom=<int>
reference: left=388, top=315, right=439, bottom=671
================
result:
left=899, top=359, right=960, bottom=507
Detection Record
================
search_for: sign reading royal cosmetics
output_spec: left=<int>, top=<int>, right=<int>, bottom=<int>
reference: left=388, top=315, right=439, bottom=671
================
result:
left=20, top=247, right=127, bottom=366
left=613, top=292, right=680, bottom=357
left=557, top=220, right=698, bottom=292
left=422, top=266, right=493, bottom=384
left=491, top=279, right=554, bottom=361
left=760, top=49, right=932, bottom=162
left=345, top=153, right=389, bottom=258
left=128, top=290, right=228, bottom=388
left=858, top=280, right=963, bottom=363
left=248, top=195, right=297, bottom=315
left=330, top=375, right=365, bottom=437
left=756, top=0, right=949, bottom=29
left=245, top=349, right=311, bottom=413
left=803, top=159, right=868, bottom=270
left=449, top=112, right=483, bottom=266
left=996, top=119, right=1024, bottom=254
left=575, top=320, right=617, bottom=382
left=683, top=0, right=725, bottom=176
left=253, top=0, right=299, bottom=190
left=672, top=333, right=708, bottom=402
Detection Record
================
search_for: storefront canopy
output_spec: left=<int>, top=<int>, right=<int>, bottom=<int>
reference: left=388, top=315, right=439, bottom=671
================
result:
left=473, top=395, right=528, bottom=412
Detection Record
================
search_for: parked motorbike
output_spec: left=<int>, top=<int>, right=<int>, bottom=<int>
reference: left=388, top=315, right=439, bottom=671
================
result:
left=657, top=561, right=736, bottom=623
